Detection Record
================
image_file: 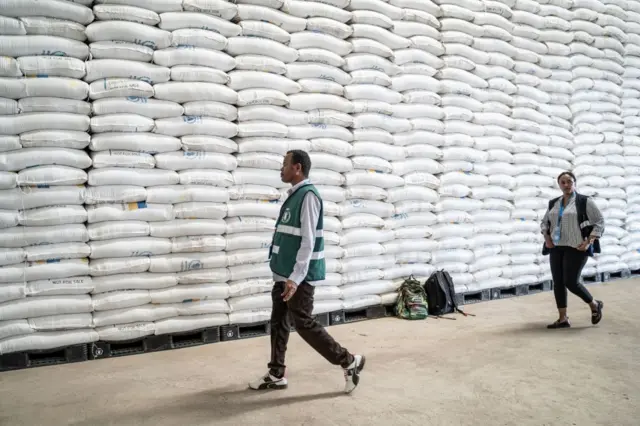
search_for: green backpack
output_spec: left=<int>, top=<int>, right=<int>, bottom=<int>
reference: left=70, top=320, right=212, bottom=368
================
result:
left=395, top=275, right=429, bottom=320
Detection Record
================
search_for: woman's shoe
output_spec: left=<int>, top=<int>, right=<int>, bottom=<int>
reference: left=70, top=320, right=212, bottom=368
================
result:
left=591, top=300, right=604, bottom=325
left=547, top=318, right=571, bottom=329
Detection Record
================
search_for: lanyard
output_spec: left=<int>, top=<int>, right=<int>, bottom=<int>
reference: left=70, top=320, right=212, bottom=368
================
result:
left=557, top=201, right=565, bottom=227
left=558, top=194, right=573, bottom=222
left=553, top=194, right=572, bottom=244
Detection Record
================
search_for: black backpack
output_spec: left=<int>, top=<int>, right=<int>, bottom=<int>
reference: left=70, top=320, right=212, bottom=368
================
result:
left=424, top=270, right=474, bottom=319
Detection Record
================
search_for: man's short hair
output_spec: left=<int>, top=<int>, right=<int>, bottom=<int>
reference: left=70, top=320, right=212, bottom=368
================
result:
left=287, top=150, right=312, bottom=178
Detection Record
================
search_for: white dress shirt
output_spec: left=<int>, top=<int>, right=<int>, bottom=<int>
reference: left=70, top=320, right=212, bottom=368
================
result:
left=272, top=179, right=322, bottom=286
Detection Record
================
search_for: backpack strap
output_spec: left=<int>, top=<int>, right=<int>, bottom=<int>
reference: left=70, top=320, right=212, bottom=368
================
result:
left=575, top=193, right=587, bottom=220
left=433, top=315, right=457, bottom=321
left=574, top=193, right=600, bottom=256
left=575, top=193, right=592, bottom=229
left=452, top=301, right=475, bottom=317
left=443, top=271, right=476, bottom=317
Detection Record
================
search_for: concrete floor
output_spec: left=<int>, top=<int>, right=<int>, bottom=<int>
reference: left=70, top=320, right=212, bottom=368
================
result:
left=1, top=279, right=639, bottom=426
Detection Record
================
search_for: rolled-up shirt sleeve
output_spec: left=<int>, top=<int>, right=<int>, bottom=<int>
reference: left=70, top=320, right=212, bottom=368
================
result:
left=586, top=198, right=605, bottom=238
left=288, top=192, right=321, bottom=285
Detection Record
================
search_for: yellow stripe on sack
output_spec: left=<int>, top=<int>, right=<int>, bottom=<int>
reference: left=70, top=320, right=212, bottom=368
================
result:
left=126, top=201, right=147, bottom=211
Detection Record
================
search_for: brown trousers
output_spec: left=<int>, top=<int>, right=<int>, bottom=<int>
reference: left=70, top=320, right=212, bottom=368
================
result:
left=268, top=281, right=354, bottom=378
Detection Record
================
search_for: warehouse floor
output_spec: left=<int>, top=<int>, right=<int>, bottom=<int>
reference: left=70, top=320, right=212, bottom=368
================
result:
left=1, top=279, right=639, bottom=426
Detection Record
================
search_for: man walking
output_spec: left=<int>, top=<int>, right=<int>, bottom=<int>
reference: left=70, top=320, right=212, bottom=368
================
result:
left=249, top=150, right=366, bottom=394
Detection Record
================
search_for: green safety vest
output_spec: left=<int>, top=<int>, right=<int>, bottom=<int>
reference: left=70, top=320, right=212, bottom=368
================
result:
left=268, top=182, right=326, bottom=283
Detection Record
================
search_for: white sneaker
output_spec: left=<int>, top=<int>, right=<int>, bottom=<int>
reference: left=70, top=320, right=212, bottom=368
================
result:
left=343, top=355, right=366, bottom=394
left=249, top=373, right=288, bottom=390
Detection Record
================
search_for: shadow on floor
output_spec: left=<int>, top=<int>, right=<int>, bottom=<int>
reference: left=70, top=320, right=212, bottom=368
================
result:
left=70, top=385, right=344, bottom=425
left=493, top=322, right=594, bottom=337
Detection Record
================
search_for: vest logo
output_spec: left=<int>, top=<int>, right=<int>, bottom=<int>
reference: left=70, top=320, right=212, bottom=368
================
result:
left=282, top=208, right=292, bottom=223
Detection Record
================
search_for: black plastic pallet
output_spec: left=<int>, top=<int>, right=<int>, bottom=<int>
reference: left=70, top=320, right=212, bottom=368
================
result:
left=289, top=312, right=330, bottom=332
left=454, top=289, right=491, bottom=306
left=490, top=284, right=529, bottom=300
left=384, top=303, right=396, bottom=317
left=331, top=305, right=387, bottom=325
left=0, top=344, right=88, bottom=372
left=165, top=326, right=221, bottom=349
left=88, top=327, right=222, bottom=361
left=88, top=335, right=169, bottom=360
left=329, top=310, right=345, bottom=325
left=581, top=273, right=603, bottom=285
left=602, top=269, right=631, bottom=282
left=221, top=321, right=270, bottom=341
left=527, top=280, right=553, bottom=294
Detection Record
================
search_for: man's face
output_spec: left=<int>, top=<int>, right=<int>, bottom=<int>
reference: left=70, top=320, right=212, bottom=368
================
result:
left=559, top=175, right=575, bottom=195
left=280, top=153, right=297, bottom=183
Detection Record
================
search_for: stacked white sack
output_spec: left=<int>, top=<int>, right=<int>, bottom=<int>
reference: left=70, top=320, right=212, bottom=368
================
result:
left=224, top=1, right=302, bottom=325
left=433, top=0, right=513, bottom=293
left=506, top=0, right=575, bottom=287
left=428, top=1, right=477, bottom=292
left=277, top=0, right=355, bottom=315
left=467, top=0, right=527, bottom=293
left=342, top=1, right=399, bottom=307
left=0, top=0, right=97, bottom=355
left=143, top=1, right=244, bottom=334
left=597, top=2, right=631, bottom=275
left=621, top=1, right=640, bottom=271
left=384, top=0, right=442, bottom=299
left=84, top=0, right=205, bottom=343
left=337, top=0, right=406, bottom=311
left=569, top=0, right=628, bottom=276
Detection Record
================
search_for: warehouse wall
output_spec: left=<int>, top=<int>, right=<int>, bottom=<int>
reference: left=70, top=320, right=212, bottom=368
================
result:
left=1, top=0, right=639, bottom=354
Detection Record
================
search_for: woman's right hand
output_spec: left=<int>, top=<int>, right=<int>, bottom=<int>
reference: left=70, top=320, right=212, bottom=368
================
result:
left=545, top=240, right=555, bottom=249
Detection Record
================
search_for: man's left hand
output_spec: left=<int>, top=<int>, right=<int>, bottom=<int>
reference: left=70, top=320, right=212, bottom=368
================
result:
left=282, top=280, right=298, bottom=302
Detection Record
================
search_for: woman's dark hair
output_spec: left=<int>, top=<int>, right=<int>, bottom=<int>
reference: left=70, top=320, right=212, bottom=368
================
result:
left=557, top=171, right=577, bottom=183
left=287, top=149, right=312, bottom=177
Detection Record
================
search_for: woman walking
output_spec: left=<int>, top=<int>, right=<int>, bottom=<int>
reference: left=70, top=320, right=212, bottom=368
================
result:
left=541, top=171, right=606, bottom=329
